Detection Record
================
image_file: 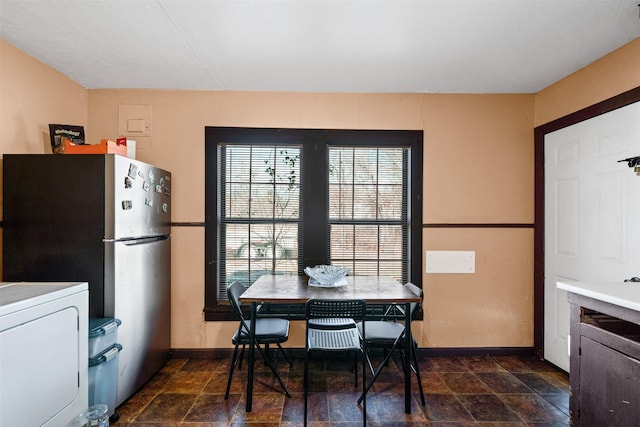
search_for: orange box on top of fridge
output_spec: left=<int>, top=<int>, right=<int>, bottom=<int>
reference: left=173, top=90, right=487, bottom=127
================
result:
left=65, top=139, right=127, bottom=156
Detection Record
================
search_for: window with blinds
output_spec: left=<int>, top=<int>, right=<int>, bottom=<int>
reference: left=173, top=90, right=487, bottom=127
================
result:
left=328, top=146, right=409, bottom=279
left=205, top=128, right=422, bottom=321
left=218, top=144, right=302, bottom=301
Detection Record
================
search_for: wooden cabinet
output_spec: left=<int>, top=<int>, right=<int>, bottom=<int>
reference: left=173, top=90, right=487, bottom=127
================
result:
left=568, top=292, right=640, bottom=426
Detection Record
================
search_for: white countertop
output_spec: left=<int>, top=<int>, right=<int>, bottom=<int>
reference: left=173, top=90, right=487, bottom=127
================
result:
left=557, top=280, right=640, bottom=312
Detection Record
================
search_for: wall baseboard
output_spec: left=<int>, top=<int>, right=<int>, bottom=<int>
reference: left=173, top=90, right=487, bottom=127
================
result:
left=419, top=347, right=535, bottom=357
left=170, top=348, right=233, bottom=359
left=170, top=346, right=536, bottom=360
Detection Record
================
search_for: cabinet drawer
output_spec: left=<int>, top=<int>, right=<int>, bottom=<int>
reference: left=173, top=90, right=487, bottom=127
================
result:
left=579, top=336, right=640, bottom=426
left=581, top=311, right=640, bottom=360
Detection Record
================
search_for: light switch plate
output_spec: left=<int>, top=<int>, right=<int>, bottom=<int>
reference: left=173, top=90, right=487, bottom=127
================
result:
left=426, top=250, right=475, bottom=274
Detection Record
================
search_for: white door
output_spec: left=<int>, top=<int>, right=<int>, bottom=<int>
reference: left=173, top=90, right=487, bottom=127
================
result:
left=544, top=101, right=640, bottom=371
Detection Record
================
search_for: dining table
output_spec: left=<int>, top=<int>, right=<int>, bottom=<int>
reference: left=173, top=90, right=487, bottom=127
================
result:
left=238, top=274, right=422, bottom=414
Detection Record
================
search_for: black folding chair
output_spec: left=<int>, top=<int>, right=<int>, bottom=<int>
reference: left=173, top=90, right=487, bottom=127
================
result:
left=224, top=281, right=292, bottom=399
left=356, top=282, right=425, bottom=405
left=303, top=299, right=369, bottom=426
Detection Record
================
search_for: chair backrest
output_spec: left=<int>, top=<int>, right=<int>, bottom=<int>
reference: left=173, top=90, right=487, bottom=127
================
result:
left=227, top=281, right=251, bottom=332
left=404, top=282, right=423, bottom=318
left=306, top=299, right=367, bottom=323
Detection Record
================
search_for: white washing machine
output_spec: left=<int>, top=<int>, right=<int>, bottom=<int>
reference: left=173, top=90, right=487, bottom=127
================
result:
left=0, top=282, right=88, bottom=427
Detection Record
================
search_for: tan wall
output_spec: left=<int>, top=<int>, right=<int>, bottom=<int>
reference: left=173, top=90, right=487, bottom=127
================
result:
left=87, top=90, right=534, bottom=349
left=422, top=94, right=535, bottom=347
left=0, top=40, right=88, bottom=155
left=2, top=35, right=638, bottom=351
left=0, top=39, right=88, bottom=279
left=535, top=38, right=640, bottom=125
left=423, top=228, right=534, bottom=347
left=422, top=94, right=534, bottom=223
left=91, top=90, right=430, bottom=350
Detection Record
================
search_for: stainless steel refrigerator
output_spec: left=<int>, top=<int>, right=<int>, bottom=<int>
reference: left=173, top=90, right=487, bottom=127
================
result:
left=2, top=154, right=171, bottom=407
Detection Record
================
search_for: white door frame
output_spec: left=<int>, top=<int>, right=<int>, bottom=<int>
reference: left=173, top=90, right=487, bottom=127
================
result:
left=543, top=102, right=640, bottom=371
left=534, top=88, right=640, bottom=366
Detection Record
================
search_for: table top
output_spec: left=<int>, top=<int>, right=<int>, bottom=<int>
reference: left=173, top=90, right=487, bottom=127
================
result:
left=239, top=275, right=421, bottom=304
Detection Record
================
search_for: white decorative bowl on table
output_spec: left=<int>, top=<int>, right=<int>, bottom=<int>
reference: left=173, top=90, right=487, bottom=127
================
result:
left=304, top=265, right=350, bottom=288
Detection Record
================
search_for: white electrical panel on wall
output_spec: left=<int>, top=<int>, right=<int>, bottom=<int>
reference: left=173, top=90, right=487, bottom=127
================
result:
left=118, top=104, right=152, bottom=137
left=426, top=250, right=475, bottom=273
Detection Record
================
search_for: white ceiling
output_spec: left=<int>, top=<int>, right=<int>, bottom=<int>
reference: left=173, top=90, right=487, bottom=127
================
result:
left=1, top=0, right=639, bottom=93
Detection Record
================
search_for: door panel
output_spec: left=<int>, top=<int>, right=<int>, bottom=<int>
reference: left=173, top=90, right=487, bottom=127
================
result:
left=544, top=101, right=640, bottom=371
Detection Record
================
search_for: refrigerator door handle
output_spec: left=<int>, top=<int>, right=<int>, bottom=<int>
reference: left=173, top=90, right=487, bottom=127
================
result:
left=104, top=235, right=169, bottom=245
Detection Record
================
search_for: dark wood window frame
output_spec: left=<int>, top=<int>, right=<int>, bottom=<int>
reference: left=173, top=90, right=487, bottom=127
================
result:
left=204, top=127, right=423, bottom=321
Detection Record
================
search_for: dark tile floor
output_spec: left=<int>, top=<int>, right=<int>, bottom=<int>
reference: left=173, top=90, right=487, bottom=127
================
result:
left=113, top=351, right=569, bottom=426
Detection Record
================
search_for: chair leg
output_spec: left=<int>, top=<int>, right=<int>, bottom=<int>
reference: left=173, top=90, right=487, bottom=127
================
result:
left=224, top=343, right=242, bottom=399
left=356, top=342, right=424, bottom=407
left=254, top=342, right=291, bottom=397
left=361, top=348, right=367, bottom=427
left=260, top=343, right=272, bottom=366
left=382, top=348, right=390, bottom=366
left=277, top=342, right=293, bottom=367
left=353, top=350, right=359, bottom=387
left=303, top=350, right=309, bottom=427
left=366, top=350, right=374, bottom=375
left=354, top=349, right=375, bottom=376
left=238, top=344, right=246, bottom=370
left=397, top=349, right=407, bottom=371
left=411, top=344, right=426, bottom=406
left=358, top=343, right=397, bottom=404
